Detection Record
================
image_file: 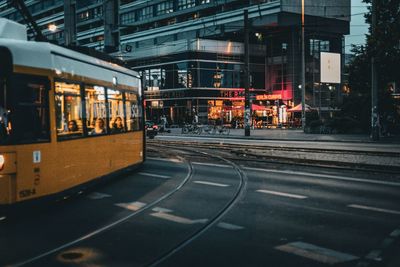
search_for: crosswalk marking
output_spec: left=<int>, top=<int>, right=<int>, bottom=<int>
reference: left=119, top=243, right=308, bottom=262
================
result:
left=276, top=241, right=359, bottom=264
left=256, top=189, right=308, bottom=199
left=348, top=204, right=400, bottom=215
left=194, top=181, right=230, bottom=187
left=139, top=172, right=171, bottom=179
left=115, top=201, right=147, bottom=211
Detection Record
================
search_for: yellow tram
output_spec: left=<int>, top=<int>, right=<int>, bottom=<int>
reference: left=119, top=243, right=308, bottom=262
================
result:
left=0, top=19, right=144, bottom=206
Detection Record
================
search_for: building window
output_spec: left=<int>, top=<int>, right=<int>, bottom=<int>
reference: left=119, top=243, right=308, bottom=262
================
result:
left=137, top=6, right=153, bottom=21
left=310, top=39, right=330, bottom=58
left=200, top=0, right=211, bottom=4
left=178, top=0, right=196, bottom=10
left=121, top=11, right=135, bottom=24
left=156, top=1, right=174, bottom=15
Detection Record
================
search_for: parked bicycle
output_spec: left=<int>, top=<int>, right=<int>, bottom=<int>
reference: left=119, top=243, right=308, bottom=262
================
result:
left=202, top=124, right=230, bottom=135
left=181, top=123, right=203, bottom=134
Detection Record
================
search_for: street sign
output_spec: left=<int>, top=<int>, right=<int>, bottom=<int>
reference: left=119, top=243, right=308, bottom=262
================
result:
left=320, top=52, right=341, bottom=84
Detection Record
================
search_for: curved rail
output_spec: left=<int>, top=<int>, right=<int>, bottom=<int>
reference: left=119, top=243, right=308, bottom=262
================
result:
left=147, top=144, right=248, bottom=266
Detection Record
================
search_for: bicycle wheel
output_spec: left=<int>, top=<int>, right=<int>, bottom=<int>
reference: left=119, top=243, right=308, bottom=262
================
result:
left=182, top=126, right=189, bottom=134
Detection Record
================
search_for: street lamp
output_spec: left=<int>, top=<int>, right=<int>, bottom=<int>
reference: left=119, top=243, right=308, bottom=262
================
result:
left=301, top=0, right=306, bottom=131
left=48, top=24, right=57, bottom=32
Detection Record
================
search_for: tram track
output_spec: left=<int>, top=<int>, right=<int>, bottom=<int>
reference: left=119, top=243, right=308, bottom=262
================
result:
left=10, top=145, right=247, bottom=267
left=150, top=140, right=400, bottom=174
left=10, top=153, right=193, bottom=267
left=146, top=143, right=248, bottom=266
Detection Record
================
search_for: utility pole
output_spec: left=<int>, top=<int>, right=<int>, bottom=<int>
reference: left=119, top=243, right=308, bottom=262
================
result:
left=371, top=0, right=379, bottom=140
left=64, top=0, right=76, bottom=46
left=244, top=9, right=251, bottom=136
left=301, top=0, right=306, bottom=131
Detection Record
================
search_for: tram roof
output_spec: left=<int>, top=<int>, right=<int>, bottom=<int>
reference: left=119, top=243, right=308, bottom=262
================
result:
left=0, top=37, right=140, bottom=88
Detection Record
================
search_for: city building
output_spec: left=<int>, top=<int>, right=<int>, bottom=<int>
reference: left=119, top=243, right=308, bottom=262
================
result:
left=0, top=0, right=350, bottom=127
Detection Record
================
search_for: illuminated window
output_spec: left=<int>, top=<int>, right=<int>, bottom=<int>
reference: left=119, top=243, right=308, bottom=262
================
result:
left=107, top=89, right=126, bottom=133
left=178, top=0, right=195, bottom=10
left=55, top=81, right=83, bottom=140
left=85, top=85, right=107, bottom=135
left=125, top=92, right=141, bottom=131
left=157, top=1, right=174, bottom=15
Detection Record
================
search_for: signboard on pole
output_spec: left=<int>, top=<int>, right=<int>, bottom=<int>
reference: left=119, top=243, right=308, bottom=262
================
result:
left=320, top=52, right=341, bottom=84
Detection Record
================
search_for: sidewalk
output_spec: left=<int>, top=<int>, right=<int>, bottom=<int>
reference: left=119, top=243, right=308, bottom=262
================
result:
left=166, top=127, right=400, bottom=144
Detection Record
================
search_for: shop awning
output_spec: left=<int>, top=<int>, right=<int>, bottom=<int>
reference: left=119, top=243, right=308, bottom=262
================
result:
left=251, top=104, right=268, bottom=111
left=287, top=104, right=313, bottom=112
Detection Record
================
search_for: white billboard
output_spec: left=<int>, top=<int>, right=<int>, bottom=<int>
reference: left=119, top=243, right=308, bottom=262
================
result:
left=320, top=52, right=341, bottom=84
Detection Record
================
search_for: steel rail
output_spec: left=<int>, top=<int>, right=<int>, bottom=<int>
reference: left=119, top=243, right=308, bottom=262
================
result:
left=147, top=144, right=248, bottom=267
left=10, top=154, right=193, bottom=267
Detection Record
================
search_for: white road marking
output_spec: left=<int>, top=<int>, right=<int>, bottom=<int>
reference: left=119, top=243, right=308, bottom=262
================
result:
left=193, top=181, right=230, bottom=187
left=0, top=216, right=6, bottom=221
left=139, top=172, right=171, bottom=179
left=276, top=241, right=359, bottom=264
left=348, top=204, right=400, bottom=215
left=365, top=249, right=382, bottom=260
left=86, top=192, right=112, bottom=200
left=115, top=201, right=147, bottom=211
left=244, top=167, right=400, bottom=187
left=256, top=189, right=308, bottom=199
left=192, top=162, right=231, bottom=168
left=147, top=157, right=182, bottom=163
left=152, top=207, right=173, bottom=213
left=150, top=212, right=208, bottom=224
left=217, top=222, right=244, bottom=230
left=390, top=229, right=400, bottom=237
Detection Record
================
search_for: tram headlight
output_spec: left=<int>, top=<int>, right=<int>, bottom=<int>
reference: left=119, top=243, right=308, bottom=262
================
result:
left=0, top=155, right=4, bottom=171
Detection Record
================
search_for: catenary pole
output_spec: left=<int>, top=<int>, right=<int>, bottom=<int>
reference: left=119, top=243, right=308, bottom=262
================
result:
left=371, top=0, right=379, bottom=140
left=301, top=0, right=306, bottom=131
left=244, top=9, right=251, bottom=136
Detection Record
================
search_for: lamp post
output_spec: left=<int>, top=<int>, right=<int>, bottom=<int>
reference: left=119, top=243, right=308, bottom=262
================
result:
left=301, top=0, right=306, bottom=131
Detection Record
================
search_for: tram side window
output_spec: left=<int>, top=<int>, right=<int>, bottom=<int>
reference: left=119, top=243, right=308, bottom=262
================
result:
left=86, top=85, right=107, bottom=135
left=125, top=92, right=142, bottom=131
left=6, top=74, right=50, bottom=144
left=55, top=81, right=84, bottom=140
left=107, top=88, right=125, bottom=133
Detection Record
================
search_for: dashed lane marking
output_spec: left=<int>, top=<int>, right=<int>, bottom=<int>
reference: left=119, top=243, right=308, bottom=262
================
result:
left=390, top=229, right=400, bottom=237
left=138, top=172, right=171, bottom=179
left=348, top=204, right=400, bottom=215
left=0, top=216, right=6, bottom=222
left=115, top=201, right=147, bottom=211
left=276, top=241, right=359, bottom=265
left=86, top=192, right=112, bottom=200
left=147, top=157, right=182, bottom=163
left=217, top=222, right=244, bottom=230
left=193, top=181, right=230, bottom=187
left=150, top=212, right=208, bottom=224
left=192, top=162, right=231, bottom=168
left=152, top=207, right=173, bottom=213
left=256, top=189, right=308, bottom=199
left=243, top=167, right=400, bottom=187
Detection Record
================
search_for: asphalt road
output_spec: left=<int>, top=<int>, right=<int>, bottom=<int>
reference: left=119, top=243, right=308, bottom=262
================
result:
left=1, top=144, right=399, bottom=267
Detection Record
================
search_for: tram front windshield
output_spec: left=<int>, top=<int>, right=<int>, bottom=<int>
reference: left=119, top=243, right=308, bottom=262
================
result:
left=0, top=58, right=50, bottom=145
